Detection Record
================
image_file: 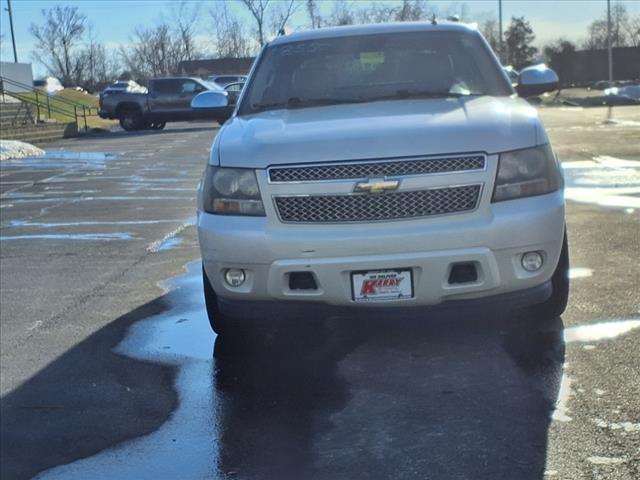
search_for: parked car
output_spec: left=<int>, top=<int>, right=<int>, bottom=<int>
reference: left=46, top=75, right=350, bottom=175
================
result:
left=603, top=84, right=640, bottom=105
left=33, top=77, right=64, bottom=95
left=102, top=80, right=147, bottom=96
left=222, top=81, right=245, bottom=104
left=98, top=77, right=232, bottom=131
left=207, top=74, right=247, bottom=87
left=193, top=22, right=568, bottom=335
left=590, top=80, right=617, bottom=91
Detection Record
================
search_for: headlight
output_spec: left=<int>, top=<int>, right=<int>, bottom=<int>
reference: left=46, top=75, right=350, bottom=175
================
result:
left=200, top=166, right=265, bottom=216
left=492, top=144, right=563, bottom=202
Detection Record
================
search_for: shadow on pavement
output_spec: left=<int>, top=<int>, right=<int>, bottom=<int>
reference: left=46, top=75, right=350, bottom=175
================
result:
left=0, top=296, right=179, bottom=480
left=1, top=285, right=564, bottom=480
left=214, top=310, right=565, bottom=480
left=72, top=122, right=219, bottom=142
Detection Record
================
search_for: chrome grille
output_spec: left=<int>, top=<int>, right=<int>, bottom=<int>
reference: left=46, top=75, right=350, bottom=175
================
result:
left=275, top=185, right=481, bottom=223
left=269, top=155, right=485, bottom=182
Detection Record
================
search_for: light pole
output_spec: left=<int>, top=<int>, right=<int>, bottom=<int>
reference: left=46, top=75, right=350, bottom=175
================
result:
left=607, top=0, right=613, bottom=84
left=499, top=0, right=503, bottom=64
left=6, top=0, right=19, bottom=62
left=607, top=0, right=614, bottom=122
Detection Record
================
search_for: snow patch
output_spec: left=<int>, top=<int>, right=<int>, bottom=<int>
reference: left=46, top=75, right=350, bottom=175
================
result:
left=0, top=140, right=45, bottom=161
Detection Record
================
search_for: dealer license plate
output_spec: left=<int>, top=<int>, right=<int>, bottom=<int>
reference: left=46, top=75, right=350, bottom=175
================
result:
left=351, top=269, right=414, bottom=302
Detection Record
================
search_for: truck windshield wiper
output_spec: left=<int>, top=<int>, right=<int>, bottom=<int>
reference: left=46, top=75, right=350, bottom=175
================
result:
left=385, top=90, right=483, bottom=100
left=251, top=91, right=482, bottom=112
left=252, top=97, right=366, bottom=112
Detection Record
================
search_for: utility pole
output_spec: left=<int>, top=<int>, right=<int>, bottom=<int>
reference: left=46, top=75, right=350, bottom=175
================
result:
left=6, top=0, right=19, bottom=62
left=606, top=0, right=614, bottom=122
left=607, top=0, right=613, bottom=84
left=498, top=0, right=503, bottom=64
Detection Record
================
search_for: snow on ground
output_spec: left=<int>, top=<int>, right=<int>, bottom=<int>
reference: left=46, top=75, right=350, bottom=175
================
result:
left=0, top=140, right=45, bottom=161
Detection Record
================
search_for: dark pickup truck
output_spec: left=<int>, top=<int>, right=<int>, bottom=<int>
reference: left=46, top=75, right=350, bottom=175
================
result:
left=99, top=77, right=237, bottom=131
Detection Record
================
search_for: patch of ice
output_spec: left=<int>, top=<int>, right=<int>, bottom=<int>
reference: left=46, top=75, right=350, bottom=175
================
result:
left=562, top=156, right=640, bottom=209
left=0, top=233, right=134, bottom=241
left=564, top=319, right=640, bottom=343
left=552, top=374, right=572, bottom=422
left=569, top=268, right=593, bottom=279
left=587, top=456, right=626, bottom=465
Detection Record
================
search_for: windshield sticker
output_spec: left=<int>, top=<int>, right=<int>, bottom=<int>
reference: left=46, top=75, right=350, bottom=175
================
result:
left=360, top=52, right=385, bottom=64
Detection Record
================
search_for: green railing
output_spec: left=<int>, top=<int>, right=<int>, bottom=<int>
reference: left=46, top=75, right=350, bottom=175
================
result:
left=0, top=76, right=99, bottom=132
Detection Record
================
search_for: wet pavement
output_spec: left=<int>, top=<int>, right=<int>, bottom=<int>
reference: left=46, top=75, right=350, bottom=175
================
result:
left=1, top=109, right=640, bottom=479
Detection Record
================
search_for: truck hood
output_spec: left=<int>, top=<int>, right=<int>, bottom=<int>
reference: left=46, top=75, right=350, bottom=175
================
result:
left=216, top=96, right=545, bottom=168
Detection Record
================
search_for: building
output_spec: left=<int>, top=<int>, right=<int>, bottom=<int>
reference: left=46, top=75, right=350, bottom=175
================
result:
left=547, top=46, right=640, bottom=86
left=177, top=57, right=255, bottom=78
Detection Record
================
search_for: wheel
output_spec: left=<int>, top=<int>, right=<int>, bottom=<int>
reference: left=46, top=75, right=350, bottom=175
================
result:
left=203, top=265, right=234, bottom=335
left=532, top=231, right=569, bottom=319
left=119, top=108, right=143, bottom=131
left=152, top=122, right=166, bottom=130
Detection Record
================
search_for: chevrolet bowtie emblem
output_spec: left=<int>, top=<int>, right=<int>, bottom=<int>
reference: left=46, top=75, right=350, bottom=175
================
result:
left=354, top=179, right=400, bottom=194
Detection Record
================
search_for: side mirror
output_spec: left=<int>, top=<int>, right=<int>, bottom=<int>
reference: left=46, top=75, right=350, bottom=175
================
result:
left=191, top=90, right=229, bottom=109
left=516, top=64, right=559, bottom=97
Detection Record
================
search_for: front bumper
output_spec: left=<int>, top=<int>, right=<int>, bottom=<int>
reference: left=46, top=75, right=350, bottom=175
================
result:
left=199, top=190, right=565, bottom=308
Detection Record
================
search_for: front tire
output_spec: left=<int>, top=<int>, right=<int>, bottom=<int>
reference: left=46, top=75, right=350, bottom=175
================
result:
left=203, top=266, right=235, bottom=335
left=119, top=108, right=143, bottom=131
left=532, top=232, right=569, bottom=319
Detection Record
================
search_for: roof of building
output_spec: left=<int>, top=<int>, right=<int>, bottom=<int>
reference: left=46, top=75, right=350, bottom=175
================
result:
left=177, top=57, right=255, bottom=76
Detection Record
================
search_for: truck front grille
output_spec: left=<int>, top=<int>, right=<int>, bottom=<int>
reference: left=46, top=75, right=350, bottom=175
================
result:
left=268, top=155, right=485, bottom=183
left=274, top=184, right=481, bottom=223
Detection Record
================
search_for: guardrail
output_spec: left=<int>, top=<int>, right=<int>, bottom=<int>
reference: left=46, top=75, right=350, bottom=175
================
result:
left=0, top=76, right=99, bottom=132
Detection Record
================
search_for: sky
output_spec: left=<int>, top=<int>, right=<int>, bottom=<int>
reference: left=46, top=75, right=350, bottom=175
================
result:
left=1, top=0, right=639, bottom=77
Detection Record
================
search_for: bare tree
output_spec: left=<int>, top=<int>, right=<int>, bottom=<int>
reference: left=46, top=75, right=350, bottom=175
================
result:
left=121, top=2, right=202, bottom=82
left=121, top=22, right=197, bottom=80
left=210, top=2, right=255, bottom=58
left=240, top=0, right=271, bottom=46
left=358, top=3, right=396, bottom=24
left=237, top=0, right=301, bottom=45
left=269, top=0, right=299, bottom=36
left=479, top=18, right=500, bottom=53
left=306, top=0, right=322, bottom=29
left=338, top=1, right=430, bottom=26
left=624, top=15, right=640, bottom=47
left=395, top=0, right=429, bottom=21
left=77, top=29, right=121, bottom=90
left=328, top=1, right=356, bottom=26
left=167, top=1, right=201, bottom=61
left=584, top=2, right=630, bottom=49
left=29, top=6, right=87, bottom=85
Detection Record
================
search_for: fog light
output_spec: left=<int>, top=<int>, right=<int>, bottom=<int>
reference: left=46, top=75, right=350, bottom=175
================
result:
left=521, top=252, right=543, bottom=272
left=224, top=268, right=246, bottom=287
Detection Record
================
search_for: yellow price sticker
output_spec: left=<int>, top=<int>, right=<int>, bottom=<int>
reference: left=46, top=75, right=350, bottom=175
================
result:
left=360, top=52, right=385, bottom=64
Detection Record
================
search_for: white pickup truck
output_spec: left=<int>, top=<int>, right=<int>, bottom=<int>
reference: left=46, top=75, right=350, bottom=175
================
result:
left=192, top=22, right=568, bottom=334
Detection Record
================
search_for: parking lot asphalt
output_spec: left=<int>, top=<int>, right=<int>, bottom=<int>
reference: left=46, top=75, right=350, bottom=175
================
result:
left=1, top=108, right=639, bottom=480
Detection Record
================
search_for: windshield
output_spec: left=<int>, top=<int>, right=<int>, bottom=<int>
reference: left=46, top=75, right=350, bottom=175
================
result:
left=240, top=30, right=511, bottom=115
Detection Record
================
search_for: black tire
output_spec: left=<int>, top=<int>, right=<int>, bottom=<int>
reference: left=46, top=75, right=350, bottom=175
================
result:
left=532, top=232, right=570, bottom=319
left=152, top=122, right=166, bottom=130
left=119, top=108, right=143, bottom=131
left=203, top=266, right=234, bottom=335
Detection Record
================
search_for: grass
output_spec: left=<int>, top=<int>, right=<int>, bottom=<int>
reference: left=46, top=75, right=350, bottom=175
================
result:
left=9, top=89, right=117, bottom=130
